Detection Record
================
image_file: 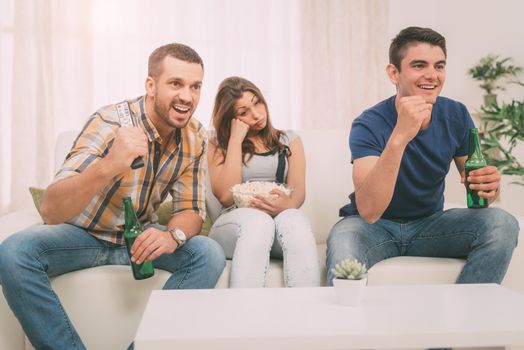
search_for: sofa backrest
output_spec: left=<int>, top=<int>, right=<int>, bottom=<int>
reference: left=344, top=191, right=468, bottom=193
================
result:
left=54, top=130, right=79, bottom=172
left=299, top=129, right=353, bottom=243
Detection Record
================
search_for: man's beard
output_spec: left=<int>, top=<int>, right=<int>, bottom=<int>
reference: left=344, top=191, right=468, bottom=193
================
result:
left=154, top=97, right=192, bottom=129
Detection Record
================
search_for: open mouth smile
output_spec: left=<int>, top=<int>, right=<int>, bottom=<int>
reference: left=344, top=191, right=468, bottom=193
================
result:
left=418, top=84, right=437, bottom=90
left=172, top=104, right=191, bottom=114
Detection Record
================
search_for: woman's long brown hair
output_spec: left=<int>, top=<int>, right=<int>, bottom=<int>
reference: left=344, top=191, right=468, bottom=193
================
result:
left=211, top=76, right=287, bottom=164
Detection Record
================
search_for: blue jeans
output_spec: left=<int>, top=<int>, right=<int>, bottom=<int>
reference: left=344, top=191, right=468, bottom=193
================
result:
left=209, top=208, right=320, bottom=288
left=0, top=223, right=226, bottom=350
left=326, top=207, right=519, bottom=286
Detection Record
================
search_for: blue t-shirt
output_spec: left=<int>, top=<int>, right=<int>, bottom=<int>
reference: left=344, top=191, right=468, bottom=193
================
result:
left=340, top=95, right=475, bottom=219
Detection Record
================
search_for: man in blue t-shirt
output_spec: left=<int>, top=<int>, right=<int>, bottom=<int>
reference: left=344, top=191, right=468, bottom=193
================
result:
left=326, top=27, right=519, bottom=287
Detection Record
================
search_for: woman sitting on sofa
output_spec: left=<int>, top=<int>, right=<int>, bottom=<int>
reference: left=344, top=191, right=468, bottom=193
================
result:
left=208, top=76, right=320, bottom=288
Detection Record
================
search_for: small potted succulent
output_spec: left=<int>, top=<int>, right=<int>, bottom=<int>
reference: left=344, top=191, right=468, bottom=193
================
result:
left=331, top=259, right=368, bottom=306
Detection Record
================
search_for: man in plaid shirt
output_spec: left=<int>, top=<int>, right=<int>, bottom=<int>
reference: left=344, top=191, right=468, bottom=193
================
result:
left=0, top=43, right=226, bottom=349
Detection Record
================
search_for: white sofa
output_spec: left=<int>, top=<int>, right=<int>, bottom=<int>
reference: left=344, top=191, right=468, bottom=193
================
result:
left=1, top=129, right=523, bottom=350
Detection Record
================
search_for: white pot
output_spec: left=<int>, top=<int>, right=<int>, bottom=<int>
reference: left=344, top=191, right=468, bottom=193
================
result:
left=333, top=277, right=367, bottom=306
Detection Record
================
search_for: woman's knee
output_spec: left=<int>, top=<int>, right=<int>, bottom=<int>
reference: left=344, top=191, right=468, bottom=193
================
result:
left=275, top=209, right=310, bottom=231
left=209, top=208, right=276, bottom=258
left=232, top=208, right=274, bottom=227
left=274, top=208, right=307, bottom=225
left=212, top=208, right=274, bottom=237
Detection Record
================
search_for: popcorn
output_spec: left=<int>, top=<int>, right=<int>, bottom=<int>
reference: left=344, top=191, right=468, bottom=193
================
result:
left=230, top=181, right=292, bottom=208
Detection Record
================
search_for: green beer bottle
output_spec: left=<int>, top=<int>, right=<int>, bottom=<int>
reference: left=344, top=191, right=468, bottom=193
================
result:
left=123, top=197, right=155, bottom=280
left=465, top=128, right=488, bottom=209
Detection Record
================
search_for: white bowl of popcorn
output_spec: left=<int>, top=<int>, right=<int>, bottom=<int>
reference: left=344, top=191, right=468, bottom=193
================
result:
left=230, top=181, right=292, bottom=208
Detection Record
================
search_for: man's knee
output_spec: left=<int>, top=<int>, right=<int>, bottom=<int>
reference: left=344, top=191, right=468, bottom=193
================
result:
left=327, top=218, right=349, bottom=244
left=189, top=236, right=226, bottom=273
left=478, top=208, right=519, bottom=247
left=327, top=217, right=365, bottom=251
left=326, top=219, right=360, bottom=267
left=0, top=232, right=36, bottom=284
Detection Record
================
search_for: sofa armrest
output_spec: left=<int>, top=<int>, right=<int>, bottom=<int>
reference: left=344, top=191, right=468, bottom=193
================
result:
left=0, top=207, right=42, bottom=243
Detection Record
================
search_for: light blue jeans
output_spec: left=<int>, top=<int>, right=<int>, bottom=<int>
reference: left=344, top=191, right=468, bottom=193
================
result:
left=326, top=207, right=519, bottom=286
left=0, top=223, right=226, bottom=350
left=209, top=208, right=320, bottom=288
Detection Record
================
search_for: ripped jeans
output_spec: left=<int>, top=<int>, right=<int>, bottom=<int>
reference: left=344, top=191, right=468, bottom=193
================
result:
left=209, top=208, right=320, bottom=288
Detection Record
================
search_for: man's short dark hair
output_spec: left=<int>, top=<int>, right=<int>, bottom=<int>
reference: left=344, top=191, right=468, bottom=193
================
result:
left=148, top=43, right=203, bottom=80
left=389, top=27, right=446, bottom=71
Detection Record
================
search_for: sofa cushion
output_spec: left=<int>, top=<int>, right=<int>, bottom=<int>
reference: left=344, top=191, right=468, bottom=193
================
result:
left=156, top=201, right=213, bottom=236
left=28, top=187, right=44, bottom=217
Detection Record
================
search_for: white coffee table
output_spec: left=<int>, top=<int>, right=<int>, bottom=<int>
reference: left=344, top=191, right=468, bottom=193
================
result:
left=134, top=284, right=524, bottom=350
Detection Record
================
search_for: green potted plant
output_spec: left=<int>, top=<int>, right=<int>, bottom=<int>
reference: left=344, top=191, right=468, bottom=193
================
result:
left=468, top=54, right=524, bottom=187
left=468, top=54, right=521, bottom=106
left=480, top=100, right=524, bottom=185
left=331, top=259, right=368, bottom=306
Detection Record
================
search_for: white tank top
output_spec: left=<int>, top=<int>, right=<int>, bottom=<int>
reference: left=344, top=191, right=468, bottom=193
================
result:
left=242, top=130, right=297, bottom=183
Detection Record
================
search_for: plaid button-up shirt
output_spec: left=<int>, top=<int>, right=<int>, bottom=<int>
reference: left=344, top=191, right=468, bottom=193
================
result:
left=53, top=96, right=207, bottom=244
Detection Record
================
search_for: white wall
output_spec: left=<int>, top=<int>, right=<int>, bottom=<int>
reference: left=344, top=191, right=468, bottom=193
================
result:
left=388, top=0, right=524, bottom=215
left=90, top=0, right=302, bottom=131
